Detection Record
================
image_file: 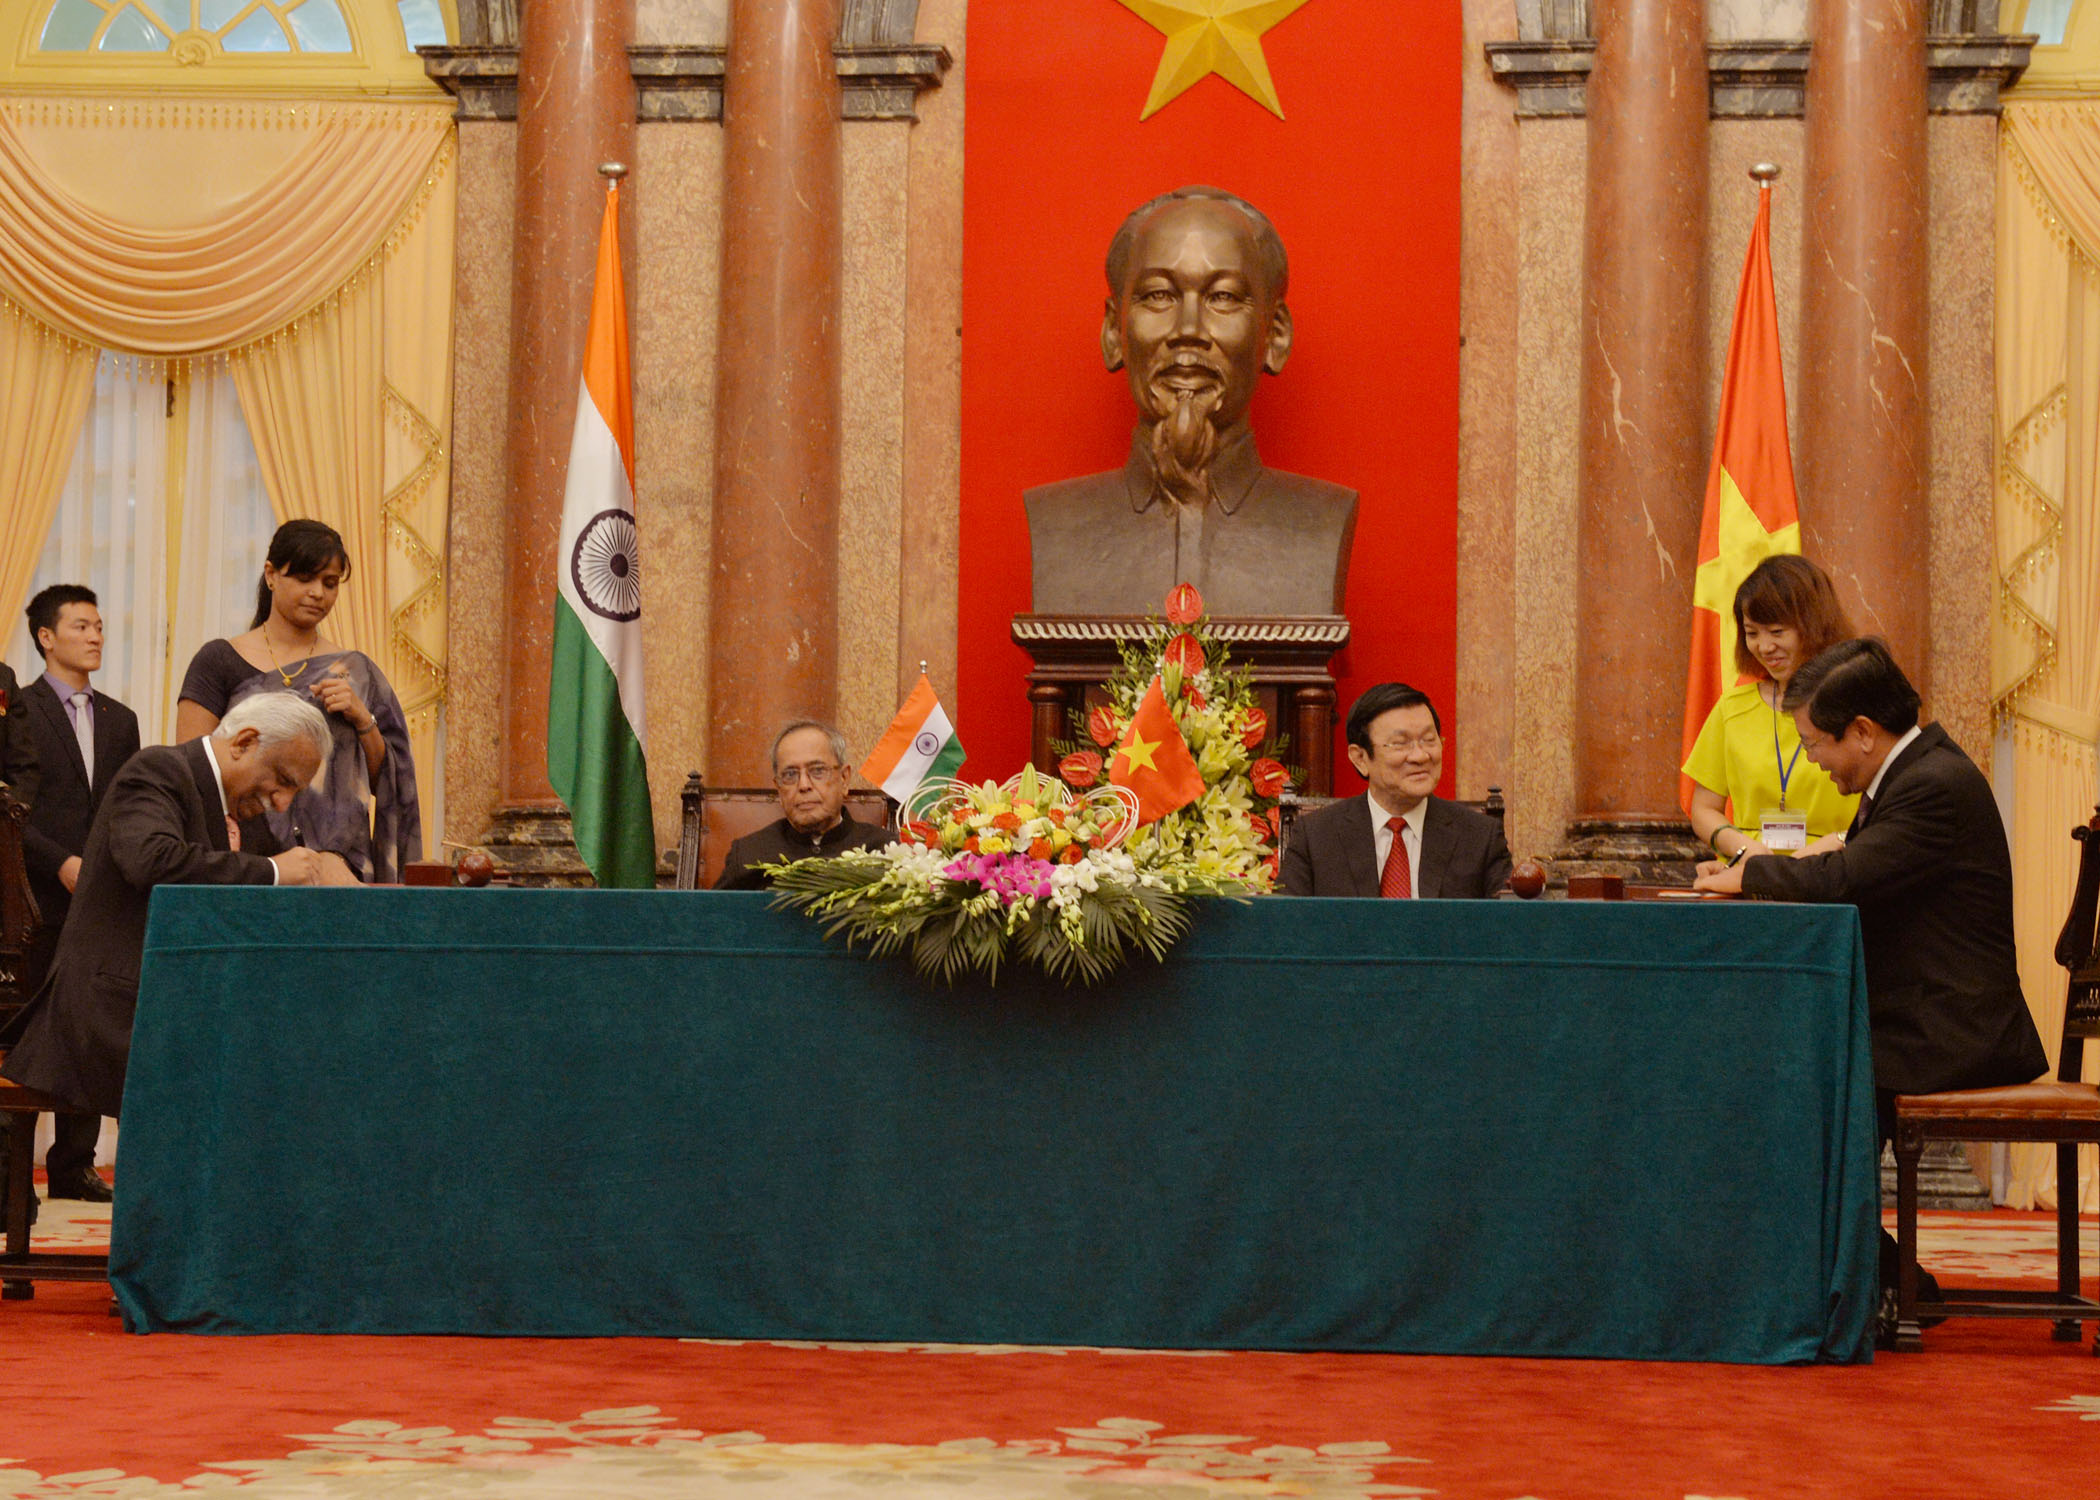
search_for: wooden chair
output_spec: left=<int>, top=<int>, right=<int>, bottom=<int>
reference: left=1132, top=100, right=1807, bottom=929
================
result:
left=1890, top=804, right=2100, bottom=1353
left=672, top=773, right=893, bottom=891
left=0, top=788, right=106, bottom=1299
left=1274, top=786, right=1506, bottom=870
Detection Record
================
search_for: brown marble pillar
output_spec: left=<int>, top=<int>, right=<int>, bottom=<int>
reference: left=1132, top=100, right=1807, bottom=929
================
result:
left=707, top=0, right=844, bottom=781
left=1799, top=0, right=1930, bottom=680
left=498, top=0, right=637, bottom=814
left=1566, top=0, right=1709, bottom=868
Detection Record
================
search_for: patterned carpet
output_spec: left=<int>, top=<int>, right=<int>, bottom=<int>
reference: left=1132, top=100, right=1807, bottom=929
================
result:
left=2, top=1197, right=2095, bottom=1499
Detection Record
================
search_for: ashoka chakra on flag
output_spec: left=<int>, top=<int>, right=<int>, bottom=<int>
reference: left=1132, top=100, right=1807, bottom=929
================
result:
left=571, top=508, right=640, bottom=621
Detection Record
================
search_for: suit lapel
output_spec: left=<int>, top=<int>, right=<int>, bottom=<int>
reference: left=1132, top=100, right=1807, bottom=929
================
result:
left=89, top=691, right=127, bottom=790
left=1344, top=795, right=1382, bottom=897
left=184, top=739, right=230, bottom=852
left=1416, top=798, right=1458, bottom=900
left=1853, top=724, right=1942, bottom=834
left=27, top=677, right=89, bottom=790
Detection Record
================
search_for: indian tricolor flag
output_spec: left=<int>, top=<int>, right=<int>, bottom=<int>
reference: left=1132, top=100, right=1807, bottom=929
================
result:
left=861, top=672, right=965, bottom=802
left=549, top=180, right=655, bottom=888
left=1680, top=178, right=1802, bottom=812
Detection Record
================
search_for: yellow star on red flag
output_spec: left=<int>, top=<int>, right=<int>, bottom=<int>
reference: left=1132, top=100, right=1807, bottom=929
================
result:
left=1114, top=0, right=1313, bottom=120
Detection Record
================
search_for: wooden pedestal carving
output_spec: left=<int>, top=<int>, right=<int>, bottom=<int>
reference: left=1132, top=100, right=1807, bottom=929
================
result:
left=1010, top=615, right=1349, bottom=797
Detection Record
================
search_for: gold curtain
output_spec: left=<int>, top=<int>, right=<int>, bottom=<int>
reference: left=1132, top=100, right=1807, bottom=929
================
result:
left=0, top=97, right=453, bottom=855
left=0, top=100, right=451, bottom=357
left=0, top=301, right=96, bottom=633
left=1996, top=103, right=2100, bottom=1214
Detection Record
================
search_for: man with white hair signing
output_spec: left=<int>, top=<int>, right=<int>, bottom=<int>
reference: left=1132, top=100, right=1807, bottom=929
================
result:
left=2, top=693, right=354, bottom=1119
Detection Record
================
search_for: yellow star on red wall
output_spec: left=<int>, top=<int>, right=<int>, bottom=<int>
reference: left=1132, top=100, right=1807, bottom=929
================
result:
left=1115, top=0, right=1314, bottom=120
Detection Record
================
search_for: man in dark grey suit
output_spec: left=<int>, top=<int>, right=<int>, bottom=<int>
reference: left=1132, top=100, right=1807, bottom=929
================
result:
left=0, top=661, right=39, bottom=808
left=1694, top=638, right=2047, bottom=1330
left=16, top=586, right=140, bottom=1200
left=2, top=694, right=336, bottom=1120
left=1280, top=682, right=1511, bottom=900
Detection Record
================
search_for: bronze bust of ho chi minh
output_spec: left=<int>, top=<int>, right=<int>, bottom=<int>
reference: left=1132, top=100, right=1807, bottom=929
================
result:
left=1025, top=184, right=1357, bottom=617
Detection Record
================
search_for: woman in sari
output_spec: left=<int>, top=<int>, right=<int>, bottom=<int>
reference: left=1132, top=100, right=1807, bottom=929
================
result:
left=174, top=519, right=421, bottom=883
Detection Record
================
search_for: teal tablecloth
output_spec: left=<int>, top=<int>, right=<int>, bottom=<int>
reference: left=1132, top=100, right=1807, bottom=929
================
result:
left=113, top=889, right=1879, bottom=1362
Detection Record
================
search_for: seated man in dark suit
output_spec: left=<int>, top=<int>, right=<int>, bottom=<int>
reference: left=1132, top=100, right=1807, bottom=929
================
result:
left=1694, top=637, right=2048, bottom=1331
left=17, top=586, right=141, bottom=1202
left=2, top=694, right=340, bottom=1121
left=1280, top=682, right=1511, bottom=899
left=713, top=720, right=891, bottom=890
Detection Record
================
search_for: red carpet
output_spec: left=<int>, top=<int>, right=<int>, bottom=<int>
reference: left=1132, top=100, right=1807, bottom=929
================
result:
left=2, top=1206, right=2095, bottom=1498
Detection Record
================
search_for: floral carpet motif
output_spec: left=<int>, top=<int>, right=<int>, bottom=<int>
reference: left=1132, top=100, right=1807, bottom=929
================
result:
left=1881, top=1209, right=2100, bottom=1280
left=0, top=1411, right=1429, bottom=1499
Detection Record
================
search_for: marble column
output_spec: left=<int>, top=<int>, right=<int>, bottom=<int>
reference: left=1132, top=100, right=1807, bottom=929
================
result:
left=707, top=0, right=844, bottom=781
left=1565, top=0, right=1709, bottom=872
left=1799, top=0, right=1929, bottom=681
left=497, top=0, right=636, bottom=824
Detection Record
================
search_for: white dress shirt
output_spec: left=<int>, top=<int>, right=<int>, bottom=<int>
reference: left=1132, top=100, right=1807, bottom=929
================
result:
left=1863, top=724, right=1924, bottom=806
left=1366, top=790, right=1426, bottom=898
left=199, top=735, right=278, bottom=885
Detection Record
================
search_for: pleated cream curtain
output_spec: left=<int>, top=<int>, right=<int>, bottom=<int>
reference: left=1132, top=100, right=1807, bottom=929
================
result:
left=1995, top=102, right=2100, bottom=1214
left=0, top=97, right=454, bottom=855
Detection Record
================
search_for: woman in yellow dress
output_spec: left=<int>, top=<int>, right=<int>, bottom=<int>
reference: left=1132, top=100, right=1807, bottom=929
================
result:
left=1683, top=554, right=1858, bottom=866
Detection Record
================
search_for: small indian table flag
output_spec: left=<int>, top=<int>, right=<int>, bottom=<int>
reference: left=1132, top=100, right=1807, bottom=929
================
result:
left=861, top=672, right=965, bottom=802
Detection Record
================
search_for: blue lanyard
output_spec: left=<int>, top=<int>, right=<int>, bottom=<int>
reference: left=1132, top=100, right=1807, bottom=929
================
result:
left=1771, top=695, right=1801, bottom=811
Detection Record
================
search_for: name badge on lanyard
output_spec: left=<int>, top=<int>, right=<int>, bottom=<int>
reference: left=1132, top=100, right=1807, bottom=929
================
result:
left=1763, top=697, right=1808, bottom=852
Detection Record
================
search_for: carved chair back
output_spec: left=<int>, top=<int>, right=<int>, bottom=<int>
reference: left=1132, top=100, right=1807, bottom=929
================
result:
left=2053, top=804, right=2100, bottom=1081
left=0, top=790, right=41, bottom=1033
left=673, top=773, right=893, bottom=891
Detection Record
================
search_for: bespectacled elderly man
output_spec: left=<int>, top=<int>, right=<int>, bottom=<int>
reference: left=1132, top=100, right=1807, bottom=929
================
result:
left=712, top=721, right=891, bottom=891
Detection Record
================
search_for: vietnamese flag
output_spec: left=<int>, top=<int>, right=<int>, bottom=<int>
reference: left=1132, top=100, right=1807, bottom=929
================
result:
left=1110, top=677, right=1206, bottom=825
left=1680, top=181, right=1802, bottom=812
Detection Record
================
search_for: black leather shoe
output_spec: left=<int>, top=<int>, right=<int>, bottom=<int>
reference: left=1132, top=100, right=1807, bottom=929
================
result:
left=44, top=1171, right=112, bottom=1203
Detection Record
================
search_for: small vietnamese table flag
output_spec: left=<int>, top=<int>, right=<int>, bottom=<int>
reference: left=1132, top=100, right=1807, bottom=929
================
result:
left=861, top=672, right=966, bottom=803
left=549, top=175, right=655, bottom=888
left=1110, top=676, right=1206, bottom=824
left=1681, top=170, right=1802, bottom=812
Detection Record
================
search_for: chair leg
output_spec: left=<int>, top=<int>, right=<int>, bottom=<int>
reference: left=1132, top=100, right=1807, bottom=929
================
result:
left=1893, top=1118, right=1926, bottom=1352
left=2053, top=1140, right=2084, bottom=1343
left=3, top=1111, right=34, bottom=1300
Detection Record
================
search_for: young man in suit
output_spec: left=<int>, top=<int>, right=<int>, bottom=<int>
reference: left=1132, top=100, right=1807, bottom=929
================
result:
left=1694, top=637, right=2048, bottom=1334
left=2, top=694, right=340, bottom=1122
left=1280, top=682, right=1511, bottom=900
left=16, top=586, right=140, bottom=1201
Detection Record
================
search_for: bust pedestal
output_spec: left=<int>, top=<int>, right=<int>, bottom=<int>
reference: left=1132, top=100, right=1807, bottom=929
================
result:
left=1010, top=615, right=1349, bottom=797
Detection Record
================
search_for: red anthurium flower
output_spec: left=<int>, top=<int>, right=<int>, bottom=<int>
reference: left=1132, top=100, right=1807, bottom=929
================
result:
left=903, top=819, right=937, bottom=845
left=1059, top=750, right=1102, bottom=788
left=1164, top=582, right=1204, bottom=625
left=1187, top=688, right=1207, bottom=711
left=1163, top=632, right=1206, bottom=676
left=1238, top=706, right=1267, bottom=750
left=1087, top=704, right=1119, bottom=748
left=1250, top=758, right=1290, bottom=798
left=1262, top=851, right=1280, bottom=881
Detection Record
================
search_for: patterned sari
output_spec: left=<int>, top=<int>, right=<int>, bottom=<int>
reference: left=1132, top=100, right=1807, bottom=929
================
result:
left=225, top=650, right=422, bottom=883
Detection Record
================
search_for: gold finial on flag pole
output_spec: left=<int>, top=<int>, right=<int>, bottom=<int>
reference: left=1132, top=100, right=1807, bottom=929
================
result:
left=919, top=660, right=929, bottom=677
left=1749, top=162, right=1780, bottom=186
left=599, top=161, right=629, bottom=181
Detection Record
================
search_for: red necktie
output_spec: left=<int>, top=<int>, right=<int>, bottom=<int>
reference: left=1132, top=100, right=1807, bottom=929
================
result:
left=1380, top=815, right=1412, bottom=899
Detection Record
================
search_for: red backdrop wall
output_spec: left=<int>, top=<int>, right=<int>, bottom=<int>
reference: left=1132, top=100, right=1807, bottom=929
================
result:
left=957, top=1, right=1463, bottom=793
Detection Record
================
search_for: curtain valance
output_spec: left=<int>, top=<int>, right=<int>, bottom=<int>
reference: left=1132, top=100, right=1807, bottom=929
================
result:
left=0, top=100, right=452, bottom=357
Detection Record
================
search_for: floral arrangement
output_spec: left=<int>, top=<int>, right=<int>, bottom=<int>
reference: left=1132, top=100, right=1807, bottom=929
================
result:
left=1056, top=582, right=1294, bottom=890
left=765, top=766, right=1240, bottom=984
left=765, top=585, right=1284, bottom=985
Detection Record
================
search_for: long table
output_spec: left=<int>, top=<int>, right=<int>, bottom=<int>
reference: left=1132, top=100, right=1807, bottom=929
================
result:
left=112, top=889, right=1879, bottom=1362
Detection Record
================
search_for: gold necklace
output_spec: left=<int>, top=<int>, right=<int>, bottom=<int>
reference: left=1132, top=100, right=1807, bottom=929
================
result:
left=261, top=625, right=311, bottom=687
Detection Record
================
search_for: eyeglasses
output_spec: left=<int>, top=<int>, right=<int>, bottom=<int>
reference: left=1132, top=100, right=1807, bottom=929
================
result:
left=1371, top=733, right=1442, bottom=757
left=775, top=763, right=843, bottom=789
